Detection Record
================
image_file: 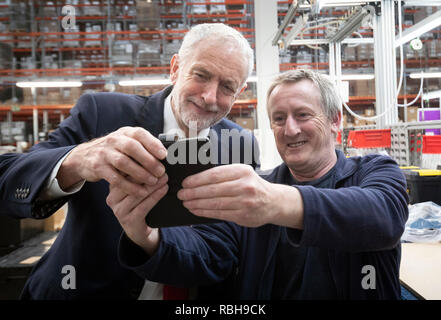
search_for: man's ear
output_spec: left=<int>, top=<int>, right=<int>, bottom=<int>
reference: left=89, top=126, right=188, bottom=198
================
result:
left=331, top=112, right=342, bottom=135
left=170, top=54, right=179, bottom=84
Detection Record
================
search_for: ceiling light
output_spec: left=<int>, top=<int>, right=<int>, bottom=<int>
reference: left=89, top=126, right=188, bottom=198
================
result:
left=16, top=81, right=82, bottom=88
left=118, top=79, right=172, bottom=86
left=395, top=10, right=441, bottom=47
left=409, top=72, right=441, bottom=79
left=340, top=74, right=374, bottom=80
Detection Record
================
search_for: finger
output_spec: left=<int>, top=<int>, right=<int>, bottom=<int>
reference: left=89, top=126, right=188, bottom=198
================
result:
left=105, top=135, right=164, bottom=183
left=177, top=179, right=239, bottom=201
left=108, top=173, right=168, bottom=207
left=182, top=164, right=246, bottom=188
left=134, top=184, right=169, bottom=222
left=115, top=135, right=166, bottom=179
left=101, top=165, right=152, bottom=197
left=183, top=196, right=239, bottom=211
left=125, top=127, right=168, bottom=161
left=106, top=184, right=129, bottom=207
left=188, top=208, right=241, bottom=223
left=111, top=180, right=169, bottom=223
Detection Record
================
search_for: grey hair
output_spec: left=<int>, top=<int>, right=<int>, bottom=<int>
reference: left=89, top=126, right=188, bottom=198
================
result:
left=267, top=69, right=342, bottom=122
left=178, top=23, right=254, bottom=82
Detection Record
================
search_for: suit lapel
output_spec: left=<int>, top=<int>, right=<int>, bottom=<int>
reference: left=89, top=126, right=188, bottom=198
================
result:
left=138, top=86, right=173, bottom=137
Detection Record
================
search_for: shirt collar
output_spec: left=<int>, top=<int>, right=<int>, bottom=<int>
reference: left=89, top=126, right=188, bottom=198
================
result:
left=163, top=93, right=210, bottom=138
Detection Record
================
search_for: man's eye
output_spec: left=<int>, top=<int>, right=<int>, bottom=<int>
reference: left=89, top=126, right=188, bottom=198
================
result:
left=272, top=116, right=285, bottom=123
left=298, top=113, right=311, bottom=119
left=223, top=85, right=234, bottom=93
left=195, top=73, right=206, bottom=80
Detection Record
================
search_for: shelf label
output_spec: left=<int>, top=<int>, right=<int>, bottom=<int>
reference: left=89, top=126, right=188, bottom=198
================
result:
left=11, top=104, right=20, bottom=112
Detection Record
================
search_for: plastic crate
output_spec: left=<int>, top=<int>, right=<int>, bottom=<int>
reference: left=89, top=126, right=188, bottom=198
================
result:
left=418, top=108, right=441, bottom=135
left=403, top=169, right=441, bottom=205
left=336, top=131, right=342, bottom=145
left=347, top=129, right=391, bottom=148
left=422, top=135, right=441, bottom=154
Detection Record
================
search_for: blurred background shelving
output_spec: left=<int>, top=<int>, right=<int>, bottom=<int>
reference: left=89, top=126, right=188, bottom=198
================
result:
left=0, top=0, right=440, bottom=150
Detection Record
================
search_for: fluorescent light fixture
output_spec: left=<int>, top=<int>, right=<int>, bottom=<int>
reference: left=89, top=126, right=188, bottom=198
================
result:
left=328, top=5, right=374, bottom=43
left=118, top=79, right=171, bottom=86
left=16, top=81, right=82, bottom=88
left=301, top=1, right=375, bottom=10
left=395, top=10, right=441, bottom=47
left=340, top=74, right=374, bottom=80
left=422, top=90, right=441, bottom=100
left=409, top=72, right=441, bottom=79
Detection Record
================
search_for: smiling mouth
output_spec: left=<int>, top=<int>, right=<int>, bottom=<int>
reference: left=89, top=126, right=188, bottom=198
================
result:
left=287, top=141, right=306, bottom=148
left=191, top=101, right=217, bottom=114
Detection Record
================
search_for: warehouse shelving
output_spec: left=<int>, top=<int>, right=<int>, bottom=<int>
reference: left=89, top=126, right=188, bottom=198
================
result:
left=1, top=0, right=440, bottom=166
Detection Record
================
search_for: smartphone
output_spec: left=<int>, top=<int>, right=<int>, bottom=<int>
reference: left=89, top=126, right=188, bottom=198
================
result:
left=145, top=134, right=220, bottom=228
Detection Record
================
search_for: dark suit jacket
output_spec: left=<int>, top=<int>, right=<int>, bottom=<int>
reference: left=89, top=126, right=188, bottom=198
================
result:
left=0, top=86, right=259, bottom=299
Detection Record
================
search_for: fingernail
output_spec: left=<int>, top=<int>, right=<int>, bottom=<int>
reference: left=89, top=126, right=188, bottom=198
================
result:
left=159, top=148, right=167, bottom=159
left=156, top=165, right=166, bottom=177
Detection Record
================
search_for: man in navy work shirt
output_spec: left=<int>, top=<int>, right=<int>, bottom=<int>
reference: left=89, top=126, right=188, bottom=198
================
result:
left=110, top=69, right=409, bottom=299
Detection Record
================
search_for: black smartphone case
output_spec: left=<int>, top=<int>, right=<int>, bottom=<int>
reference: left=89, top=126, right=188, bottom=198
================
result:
left=145, top=136, right=221, bottom=228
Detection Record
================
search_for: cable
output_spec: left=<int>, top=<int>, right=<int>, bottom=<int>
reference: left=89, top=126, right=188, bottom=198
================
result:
left=342, top=75, right=424, bottom=121
left=340, top=1, right=424, bottom=123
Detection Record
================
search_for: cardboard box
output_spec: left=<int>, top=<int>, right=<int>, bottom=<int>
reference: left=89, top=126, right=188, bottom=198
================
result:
left=406, top=106, right=418, bottom=122
left=234, top=117, right=255, bottom=131
left=354, top=119, right=369, bottom=127
left=352, top=80, right=375, bottom=96
left=136, top=1, right=161, bottom=30
left=364, top=108, right=375, bottom=117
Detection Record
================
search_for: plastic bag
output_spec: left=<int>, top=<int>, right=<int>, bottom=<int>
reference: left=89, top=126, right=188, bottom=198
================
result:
left=401, top=201, right=441, bottom=243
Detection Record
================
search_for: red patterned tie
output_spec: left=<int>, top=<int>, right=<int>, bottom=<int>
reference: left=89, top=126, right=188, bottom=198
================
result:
left=163, top=285, right=189, bottom=300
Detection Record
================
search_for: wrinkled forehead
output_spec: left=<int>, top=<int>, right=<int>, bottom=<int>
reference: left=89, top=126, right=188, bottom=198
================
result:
left=267, top=80, right=322, bottom=110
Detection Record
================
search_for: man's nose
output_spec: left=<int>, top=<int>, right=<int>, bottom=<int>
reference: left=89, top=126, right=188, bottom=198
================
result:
left=284, top=116, right=301, bottom=137
left=201, top=81, right=218, bottom=106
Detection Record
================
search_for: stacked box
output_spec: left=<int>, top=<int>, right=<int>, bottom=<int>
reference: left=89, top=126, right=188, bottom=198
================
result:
left=85, top=24, right=102, bottom=47
left=0, top=43, right=12, bottom=70
left=63, top=26, right=81, bottom=47
left=192, top=0, right=207, bottom=14
left=344, top=46, right=356, bottom=61
left=138, top=40, right=161, bottom=66
left=352, top=79, right=374, bottom=96
left=112, top=41, right=133, bottom=66
left=210, top=4, right=226, bottom=14
left=82, top=0, right=103, bottom=16
left=406, top=107, right=418, bottom=122
left=136, top=1, right=161, bottom=30
left=233, top=117, right=255, bottom=131
left=0, top=121, right=28, bottom=144
left=10, top=2, right=28, bottom=31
